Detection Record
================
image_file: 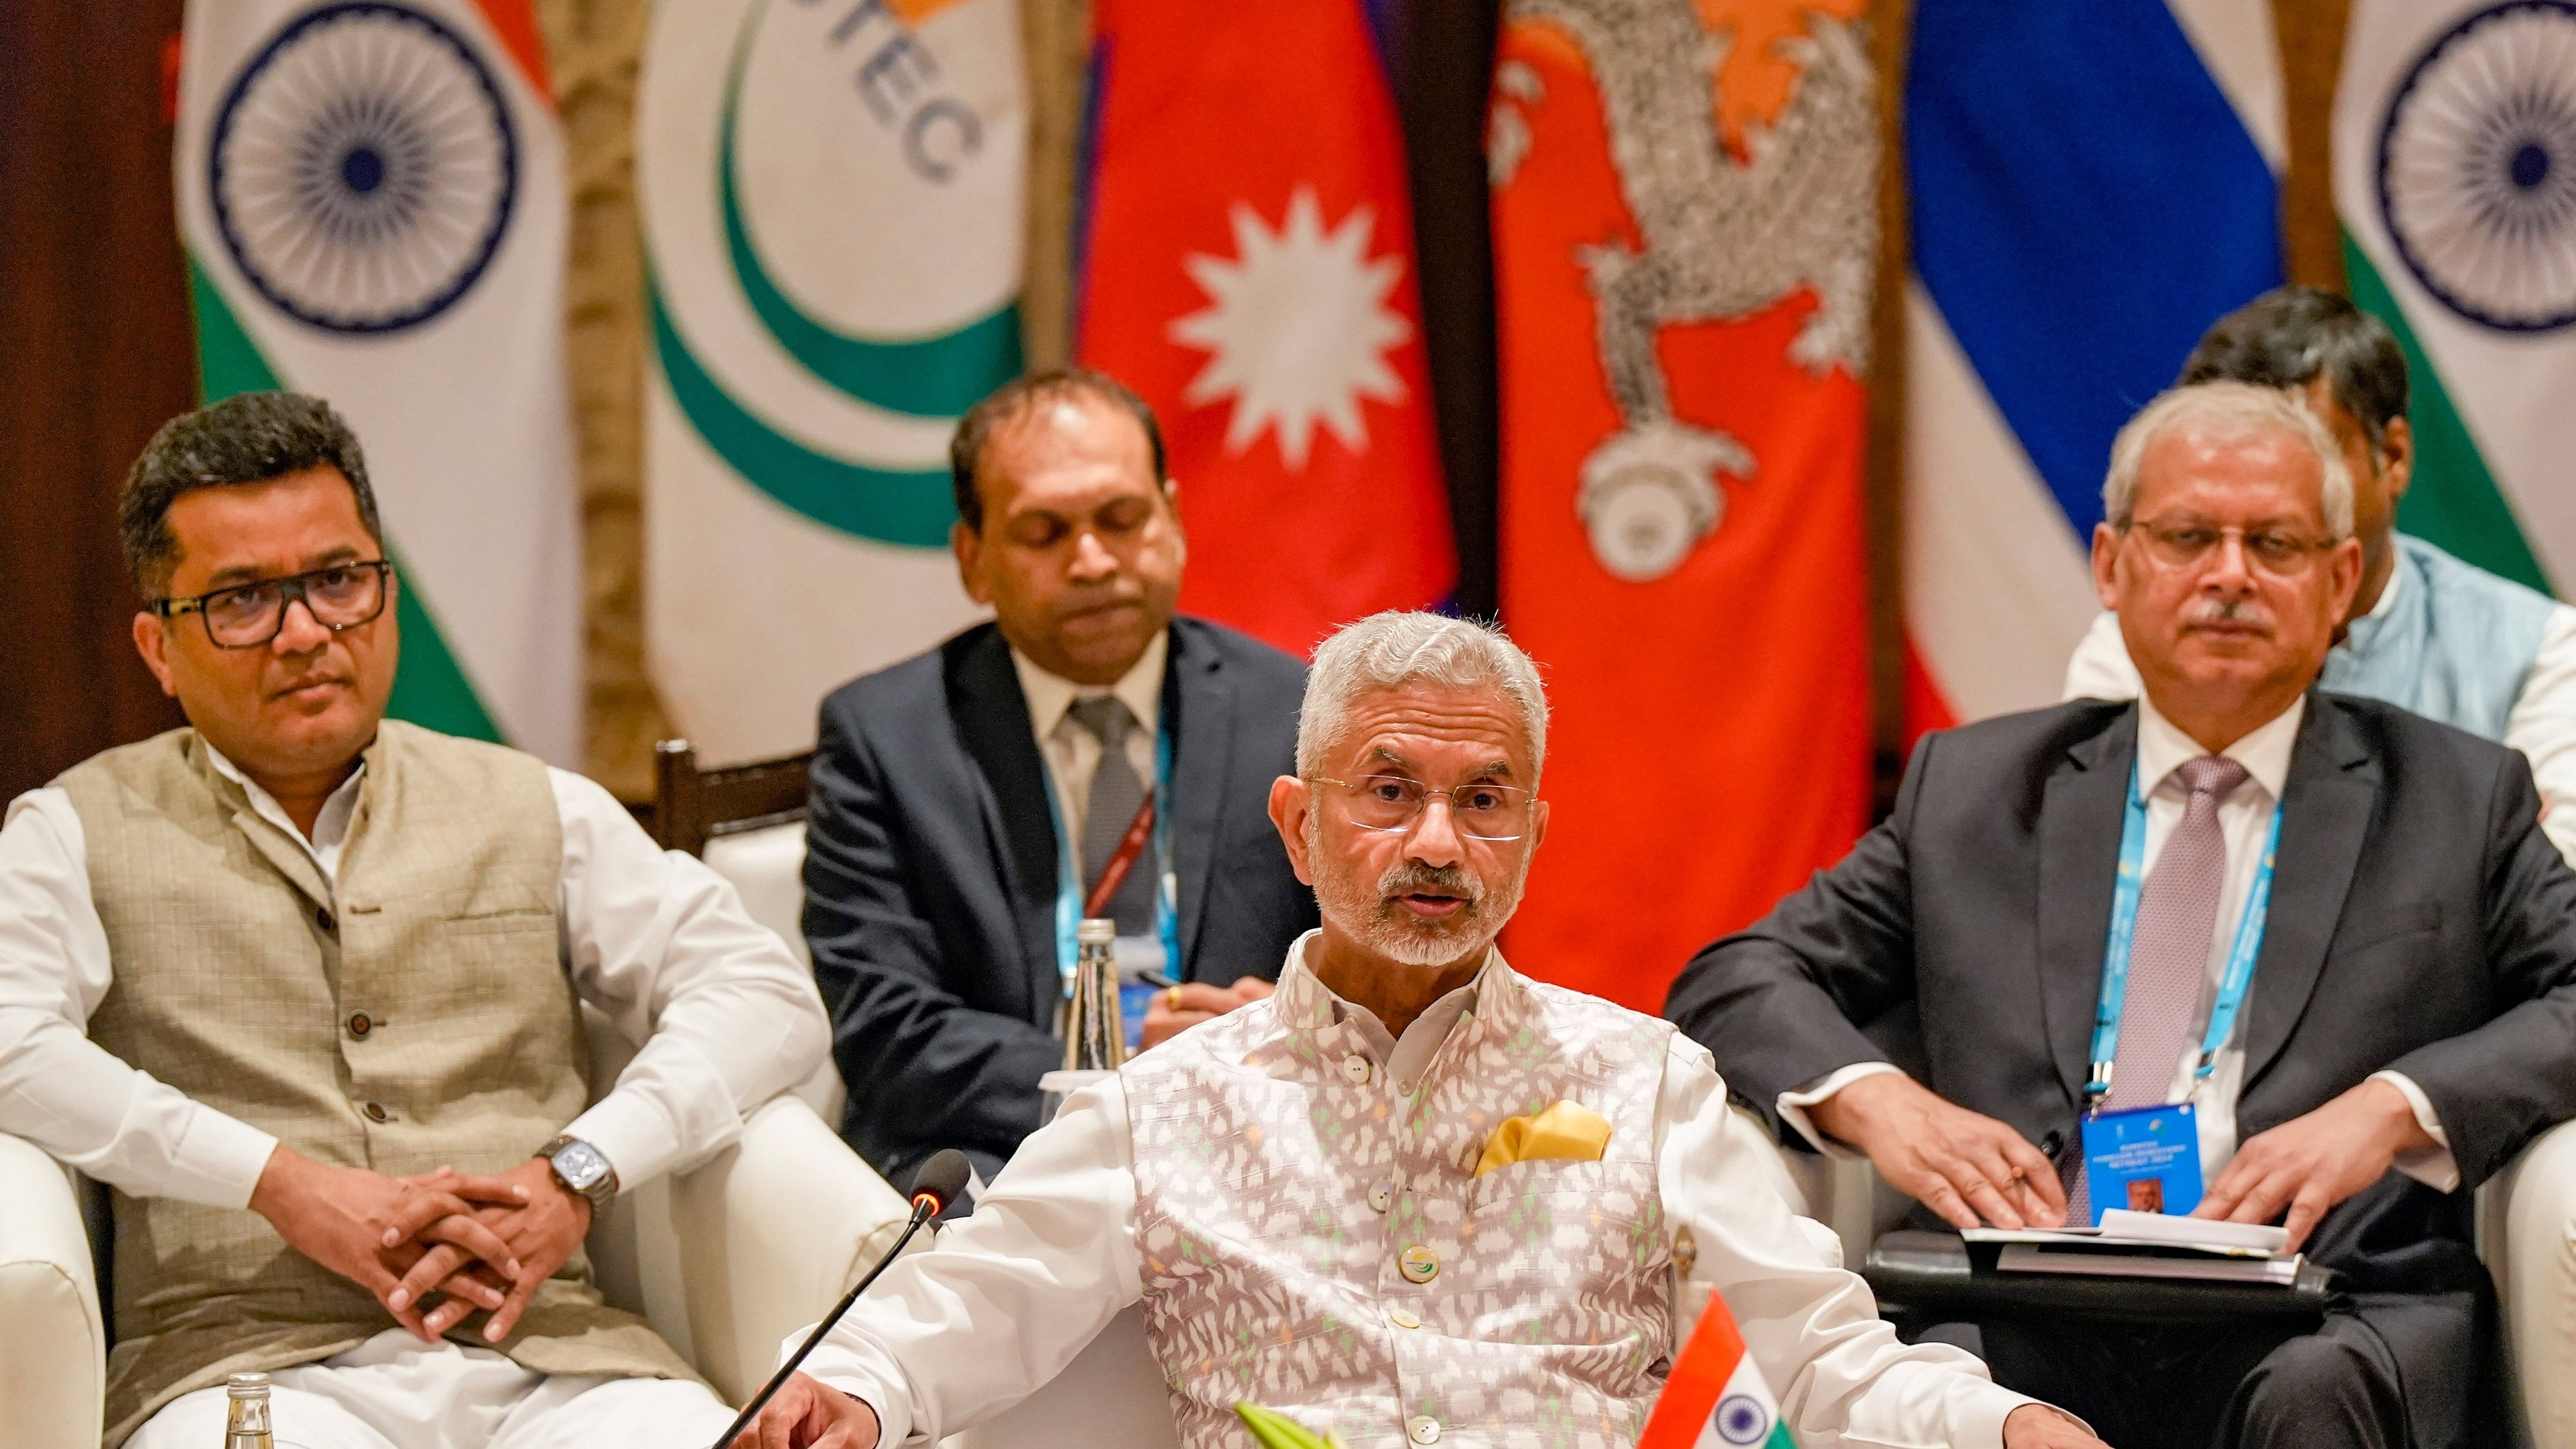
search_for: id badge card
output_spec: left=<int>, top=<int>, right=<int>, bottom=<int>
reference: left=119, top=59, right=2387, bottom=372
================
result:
left=2080, top=1103, right=2202, bottom=1225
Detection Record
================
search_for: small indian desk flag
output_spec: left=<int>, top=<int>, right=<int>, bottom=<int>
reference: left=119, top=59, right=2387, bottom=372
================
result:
left=1637, top=1291, right=1798, bottom=1449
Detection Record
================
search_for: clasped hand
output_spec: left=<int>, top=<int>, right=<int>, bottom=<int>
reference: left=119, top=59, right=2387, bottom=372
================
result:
left=1810, top=1072, right=2433, bottom=1251
left=249, top=1145, right=594, bottom=1342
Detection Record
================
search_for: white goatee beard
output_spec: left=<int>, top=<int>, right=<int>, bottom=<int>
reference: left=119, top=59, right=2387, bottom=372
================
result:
left=1308, top=820, right=1532, bottom=968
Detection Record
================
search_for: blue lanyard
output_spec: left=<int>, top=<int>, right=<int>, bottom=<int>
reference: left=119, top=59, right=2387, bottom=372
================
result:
left=1041, top=725, right=1180, bottom=998
left=2087, top=760, right=2281, bottom=1105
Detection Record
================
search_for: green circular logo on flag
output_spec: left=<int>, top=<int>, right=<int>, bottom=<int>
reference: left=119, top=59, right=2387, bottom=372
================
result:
left=638, top=0, right=1026, bottom=546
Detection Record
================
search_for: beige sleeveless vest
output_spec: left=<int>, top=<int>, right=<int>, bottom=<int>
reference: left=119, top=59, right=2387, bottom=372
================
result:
left=1123, top=952, right=1676, bottom=1449
left=57, top=723, right=695, bottom=1446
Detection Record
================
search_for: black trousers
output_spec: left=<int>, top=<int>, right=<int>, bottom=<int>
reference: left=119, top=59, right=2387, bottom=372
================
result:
left=1954, top=1293, right=2485, bottom=1449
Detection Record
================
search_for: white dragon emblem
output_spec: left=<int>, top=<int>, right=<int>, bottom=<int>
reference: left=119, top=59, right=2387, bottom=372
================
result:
left=1491, top=3, right=1878, bottom=581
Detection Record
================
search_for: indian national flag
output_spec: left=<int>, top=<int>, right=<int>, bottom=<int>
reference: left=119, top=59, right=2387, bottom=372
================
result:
left=1638, top=1290, right=1798, bottom=1449
left=2336, top=1, right=2576, bottom=596
left=173, top=0, right=582, bottom=765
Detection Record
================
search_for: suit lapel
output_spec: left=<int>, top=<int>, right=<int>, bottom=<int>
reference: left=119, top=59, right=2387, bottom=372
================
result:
left=945, top=628, right=1059, bottom=1020
left=2036, top=709, right=2137, bottom=1110
left=1165, top=621, right=1236, bottom=974
left=2241, top=696, right=2378, bottom=1094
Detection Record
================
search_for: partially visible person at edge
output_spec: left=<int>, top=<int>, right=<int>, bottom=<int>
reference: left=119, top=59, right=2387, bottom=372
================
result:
left=0, top=392, right=830, bottom=1447
left=803, top=368, right=1315, bottom=1188
left=1677, top=382, right=2576, bottom=1449
left=738, top=611, right=2109, bottom=1449
left=2066, top=283, right=2576, bottom=863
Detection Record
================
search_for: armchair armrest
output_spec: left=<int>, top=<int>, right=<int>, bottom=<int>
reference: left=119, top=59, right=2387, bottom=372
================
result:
left=0, top=1131, right=104, bottom=1449
left=2484, top=1117, right=2576, bottom=1449
left=664, top=1095, right=914, bottom=1405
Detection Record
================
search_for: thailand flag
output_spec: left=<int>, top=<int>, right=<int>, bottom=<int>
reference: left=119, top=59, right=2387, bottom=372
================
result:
left=1903, top=1, right=2286, bottom=729
left=1075, top=0, right=1455, bottom=656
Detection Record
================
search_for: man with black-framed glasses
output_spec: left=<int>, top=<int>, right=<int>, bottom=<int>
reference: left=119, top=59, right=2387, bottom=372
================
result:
left=0, top=392, right=830, bottom=1448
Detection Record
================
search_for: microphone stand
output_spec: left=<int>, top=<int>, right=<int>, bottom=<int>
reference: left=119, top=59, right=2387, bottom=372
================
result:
left=707, top=1192, right=940, bottom=1448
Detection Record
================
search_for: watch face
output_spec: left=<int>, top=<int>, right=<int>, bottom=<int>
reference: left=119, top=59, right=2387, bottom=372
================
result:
left=553, top=1141, right=610, bottom=1192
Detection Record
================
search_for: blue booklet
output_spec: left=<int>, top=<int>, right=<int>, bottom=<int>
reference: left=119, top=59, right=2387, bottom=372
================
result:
left=2079, top=1103, right=2202, bottom=1225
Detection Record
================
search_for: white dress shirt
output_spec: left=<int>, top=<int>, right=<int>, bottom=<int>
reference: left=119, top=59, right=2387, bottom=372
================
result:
left=1780, top=696, right=2459, bottom=1193
left=0, top=743, right=830, bottom=1210
left=795, top=936, right=2051, bottom=1449
left=1011, top=630, right=1166, bottom=851
left=2063, top=564, right=2576, bottom=864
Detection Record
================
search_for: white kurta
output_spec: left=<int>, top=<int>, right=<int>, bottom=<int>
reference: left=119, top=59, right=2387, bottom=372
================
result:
left=0, top=750, right=830, bottom=1208
left=796, top=935, right=2047, bottom=1448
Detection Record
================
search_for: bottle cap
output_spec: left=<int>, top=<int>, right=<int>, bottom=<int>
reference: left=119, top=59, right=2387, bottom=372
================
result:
left=1076, top=918, right=1116, bottom=945
left=226, top=1372, right=271, bottom=1397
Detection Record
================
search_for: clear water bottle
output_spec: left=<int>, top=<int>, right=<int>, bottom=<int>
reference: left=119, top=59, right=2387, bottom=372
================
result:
left=224, top=1372, right=274, bottom=1449
left=1062, top=917, right=1127, bottom=1073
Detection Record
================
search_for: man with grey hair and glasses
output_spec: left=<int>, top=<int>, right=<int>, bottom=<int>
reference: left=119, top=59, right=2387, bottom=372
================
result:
left=2066, top=286, right=2576, bottom=864
left=737, top=610, right=2101, bottom=1449
left=1672, top=380, right=2576, bottom=1448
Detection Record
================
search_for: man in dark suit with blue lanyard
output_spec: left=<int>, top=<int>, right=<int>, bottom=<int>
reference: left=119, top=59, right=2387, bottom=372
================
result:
left=804, top=370, right=1316, bottom=1187
left=1670, top=381, right=2576, bottom=1449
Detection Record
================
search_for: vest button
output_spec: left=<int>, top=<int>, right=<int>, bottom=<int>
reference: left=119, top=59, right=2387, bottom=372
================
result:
left=1340, top=1054, right=1373, bottom=1086
left=1407, top=1415, right=1441, bottom=1445
left=347, top=1013, right=372, bottom=1039
left=1399, top=1244, right=1437, bottom=1282
left=1369, top=1183, right=1393, bottom=1213
left=315, top=908, right=336, bottom=932
left=361, top=1101, right=390, bottom=1123
left=1387, top=1308, right=1420, bottom=1331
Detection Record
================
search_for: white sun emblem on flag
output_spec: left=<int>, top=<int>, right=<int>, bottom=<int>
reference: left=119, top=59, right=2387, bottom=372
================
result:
left=1167, top=186, right=1413, bottom=470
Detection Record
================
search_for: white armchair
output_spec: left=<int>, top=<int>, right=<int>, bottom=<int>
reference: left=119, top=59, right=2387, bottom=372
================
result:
left=0, top=1018, right=916, bottom=1448
left=1771, top=1116, right=2576, bottom=1449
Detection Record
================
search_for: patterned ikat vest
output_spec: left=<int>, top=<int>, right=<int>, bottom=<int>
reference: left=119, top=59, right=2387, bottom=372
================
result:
left=1123, top=950, right=1677, bottom=1449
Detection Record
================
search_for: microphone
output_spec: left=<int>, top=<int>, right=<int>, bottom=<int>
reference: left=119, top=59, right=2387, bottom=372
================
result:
left=709, top=1148, right=973, bottom=1448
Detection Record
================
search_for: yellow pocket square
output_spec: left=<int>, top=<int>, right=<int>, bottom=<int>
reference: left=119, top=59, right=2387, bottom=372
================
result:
left=1473, top=1100, right=1612, bottom=1177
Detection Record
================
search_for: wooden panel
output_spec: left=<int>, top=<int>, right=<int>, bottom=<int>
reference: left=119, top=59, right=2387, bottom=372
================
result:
left=0, top=0, right=193, bottom=803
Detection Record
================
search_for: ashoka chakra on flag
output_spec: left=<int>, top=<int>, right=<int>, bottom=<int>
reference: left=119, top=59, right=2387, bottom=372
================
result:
left=208, top=0, right=518, bottom=334
left=2376, top=0, right=2576, bottom=333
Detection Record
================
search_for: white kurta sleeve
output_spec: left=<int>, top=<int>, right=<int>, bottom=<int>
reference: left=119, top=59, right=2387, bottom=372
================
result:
left=795, top=1076, right=1146, bottom=1446
left=2506, top=604, right=2576, bottom=866
left=1657, top=1036, right=2056, bottom=1449
left=2062, top=610, right=2143, bottom=702
left=0, top=789, right=278, bottom=1208
left=548, top=768, right=830, bottom=1189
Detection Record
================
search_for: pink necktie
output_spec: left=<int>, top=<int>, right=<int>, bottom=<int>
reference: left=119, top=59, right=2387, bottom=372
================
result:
left=2065, top=755, right=2248, bottom=1225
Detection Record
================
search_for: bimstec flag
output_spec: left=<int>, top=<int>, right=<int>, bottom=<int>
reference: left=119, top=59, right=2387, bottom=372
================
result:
left=1903, top=2, right=2284, bottom=729
left=638, top=0, right=1023, bottom=765
left=2337, top=1, right=2576, bottom=599
left=1076, top=0, right=1453, bottom=656
left=1637, top=1289, right=1798, bottom=1449
left=175, top=0, right=581, bottom=764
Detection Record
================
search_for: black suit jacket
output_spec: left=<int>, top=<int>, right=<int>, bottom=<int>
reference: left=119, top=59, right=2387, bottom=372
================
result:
left=1668, top=693, right=2576, bottom=1299
left=805, top=617, right=1318, bottom=1182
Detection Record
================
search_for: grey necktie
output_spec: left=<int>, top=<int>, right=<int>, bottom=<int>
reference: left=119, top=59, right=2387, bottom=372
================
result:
left=1066, top=696, right=1155, bottom=934
left=2066, top=754, right=2250, bottom=1225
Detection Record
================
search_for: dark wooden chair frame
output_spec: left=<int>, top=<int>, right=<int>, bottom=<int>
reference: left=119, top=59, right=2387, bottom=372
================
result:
left=651, top=739, right=815, bottom=858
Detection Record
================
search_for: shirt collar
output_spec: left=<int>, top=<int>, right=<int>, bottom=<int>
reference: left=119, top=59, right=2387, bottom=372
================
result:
left=2135, top=691, right=2303, bottom=804
left=1272, top=927, right=1502, bottom=1057
left=1010, top=628, right=1169, bottom=741
left=2365, top=547, right=2405, bottom=620
left=200, top=737, right=367, bottom=853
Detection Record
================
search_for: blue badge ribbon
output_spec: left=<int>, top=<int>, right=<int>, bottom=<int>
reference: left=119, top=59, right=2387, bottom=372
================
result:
left=2087, top=759, right=2280, bottom=1106
left=1041, top=722, right=1179, bottom=1001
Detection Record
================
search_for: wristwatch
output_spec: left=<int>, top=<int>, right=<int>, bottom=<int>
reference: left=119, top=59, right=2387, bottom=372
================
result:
left=538, top=1134, right=619, bottom=1210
